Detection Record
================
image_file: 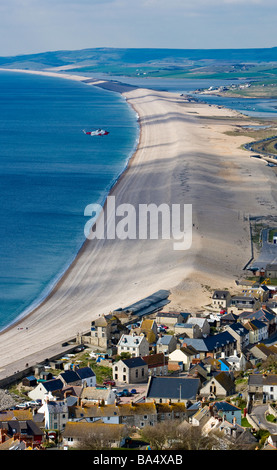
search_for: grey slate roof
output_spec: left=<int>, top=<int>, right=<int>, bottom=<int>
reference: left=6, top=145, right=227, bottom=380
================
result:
left=227, top=322, right=249, bottom=336
left=240, top=308, right=276, bottom=323
left=76, top=367, right=96, bottom=380
left=182, top=331, right=236, bottom=352
left=60, top=370, right=80, bottom=384
left=147, top=376, right=200, bottom=401
left=121, top=357, right=147, bottom=369
left=157, top=335, right=174, bottom=345
left=42, top=378, right=63, bottom=392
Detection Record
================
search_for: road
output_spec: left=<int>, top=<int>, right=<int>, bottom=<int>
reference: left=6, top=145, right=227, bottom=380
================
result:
left=250, top=229, right=277, bottom=271
left=250, top=404, right=277, bottom=433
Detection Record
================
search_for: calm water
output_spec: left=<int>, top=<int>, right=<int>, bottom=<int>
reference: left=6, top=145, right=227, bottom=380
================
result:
left=0, top=71, right=139, bottom=330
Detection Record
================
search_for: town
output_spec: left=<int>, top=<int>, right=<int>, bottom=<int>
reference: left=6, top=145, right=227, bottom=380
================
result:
left=2, top=266, right=277, bottom=451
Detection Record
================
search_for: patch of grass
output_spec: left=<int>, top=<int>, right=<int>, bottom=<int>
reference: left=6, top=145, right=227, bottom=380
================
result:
left=241, top=417, right=252, bottom=428
left=266, top=413, right=277, bottom=423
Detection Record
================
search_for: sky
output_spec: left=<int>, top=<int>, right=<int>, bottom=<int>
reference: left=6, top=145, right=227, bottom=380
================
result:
left=0, top=0, right=277, bottom=56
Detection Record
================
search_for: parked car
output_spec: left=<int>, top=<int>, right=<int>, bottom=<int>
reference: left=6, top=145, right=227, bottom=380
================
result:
left=103, top=380, right=116, bottom=387
left=130, top=389, right=137, bottom=394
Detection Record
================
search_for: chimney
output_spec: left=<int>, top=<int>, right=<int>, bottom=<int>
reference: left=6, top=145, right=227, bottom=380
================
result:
left=0, top=429, right=8, bottom=444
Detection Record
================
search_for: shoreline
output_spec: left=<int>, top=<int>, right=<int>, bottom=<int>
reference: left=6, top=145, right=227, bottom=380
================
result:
left=0, top=68, right=277, bottom=375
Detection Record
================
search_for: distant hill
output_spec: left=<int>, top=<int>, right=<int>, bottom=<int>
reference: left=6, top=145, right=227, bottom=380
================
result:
left=1, top=47, right=277, bottom=80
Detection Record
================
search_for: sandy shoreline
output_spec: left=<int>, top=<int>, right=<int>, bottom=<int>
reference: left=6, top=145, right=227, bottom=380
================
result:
left=0, top=68, right=277, bottom=375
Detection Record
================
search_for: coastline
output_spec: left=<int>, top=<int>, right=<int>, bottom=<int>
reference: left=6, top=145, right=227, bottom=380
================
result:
left=0, top=68, right=277, bottom=376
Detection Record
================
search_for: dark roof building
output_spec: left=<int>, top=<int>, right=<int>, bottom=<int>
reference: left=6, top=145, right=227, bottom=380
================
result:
left=145, top=376, right=200, bottom=404
left=182, top=331, right=237, bottom=358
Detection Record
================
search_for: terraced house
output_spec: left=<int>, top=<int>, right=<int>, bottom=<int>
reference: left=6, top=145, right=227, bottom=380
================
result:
left=67, top=401, right=187, bottom=428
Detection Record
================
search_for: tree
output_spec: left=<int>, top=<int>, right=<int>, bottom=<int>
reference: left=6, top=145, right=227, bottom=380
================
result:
left=76, top=424, right=129, bottom=450
left=140, top=420, right=179, bottom=450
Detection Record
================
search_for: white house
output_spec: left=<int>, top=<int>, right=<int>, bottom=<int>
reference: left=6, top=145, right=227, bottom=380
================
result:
left=38, top=397, right=68, bottom=431
left=169, top=346, right=198, bottom=371
left=244, top=319, right=268, bottom=344
left=117, top=333, right=149, bottom=357
left=28, top=378, right=63, bottom=402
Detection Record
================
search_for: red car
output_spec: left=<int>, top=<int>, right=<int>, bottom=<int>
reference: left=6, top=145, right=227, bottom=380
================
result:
left=103, top=380, right=116, bottom=387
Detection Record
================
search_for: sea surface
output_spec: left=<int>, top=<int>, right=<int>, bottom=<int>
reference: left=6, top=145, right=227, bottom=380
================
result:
left=1, top=69, right=277, bottom=333
left=0, top=71, right=139, bottom=330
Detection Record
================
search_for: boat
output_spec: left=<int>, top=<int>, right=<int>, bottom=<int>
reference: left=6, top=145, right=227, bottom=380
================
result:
left=83, top=128, right=109, bottom=136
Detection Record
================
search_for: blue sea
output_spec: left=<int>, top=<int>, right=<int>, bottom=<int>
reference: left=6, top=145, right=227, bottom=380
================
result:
left=0, top=71, right=139, bottom=331
left=1, top=69, right=277, bottom=333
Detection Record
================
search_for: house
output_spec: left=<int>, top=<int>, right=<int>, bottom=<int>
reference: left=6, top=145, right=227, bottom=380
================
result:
left=239, top=307, right=277, bottom=337
left=230, top=295, right=260, bottom=313
left=203, top=416, right=257, bottom=449
left=212, top=290, right=231, bottom=311
left=0, top=419, right=44, bottom=449
left=136, top=319, right=158, bottom=352
left=266, top=263, right=277, bottom=279
left=220, top=312, right=239, bottom=327
left=243, top=285, right=270, bottom=302
left=210, top=401, right=242, bottom=425
left=169, top=345, right=198, bottom=372
left=187, top=362, right=211, bottom=385
left=75, top=367, right=96, bottom=388
left=225, top=323, right=249, bottom=352
left=117, top=333, right=149, bottom=357
left=181, top=331, right=237, bottom=360
left=218, top=357, right=232, bottom=372
left=186, top=317, right=210, bottom=336
left=155, top=311, right=188, bottom=328
left=89, top=314, right=127, bottom=350
left=265, top=433, right=277, bottom=449
left=58, top=370, right=82, bottom=387
left=38, top=397, right=68, bottom=431
left=199, top=371, right=236, bottom=399
left=249, top=343, right=277, bottom=362
left=248, top=374, right=277, bottom=403
left=63, top=421, right=126, bottom=449
left=174, top=322, right=202, bottom=339
left=68, top=402, right=158, bottom=427
left=28, top=378, right=64, bottom=402
left=223, top=351, right=248, bottom=372
left=190, top=405, right=211, bottom=427
left=142, top=353, right=168, bottom=376
left=80, top=386, right=116, bottom=405
left=112, top=357, right=148, bottom=384
left=156, top=334, right=177, bottom=355
left=244, top=319, right=268, bottom=344
left=145, top=376, right=200, bottom=405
